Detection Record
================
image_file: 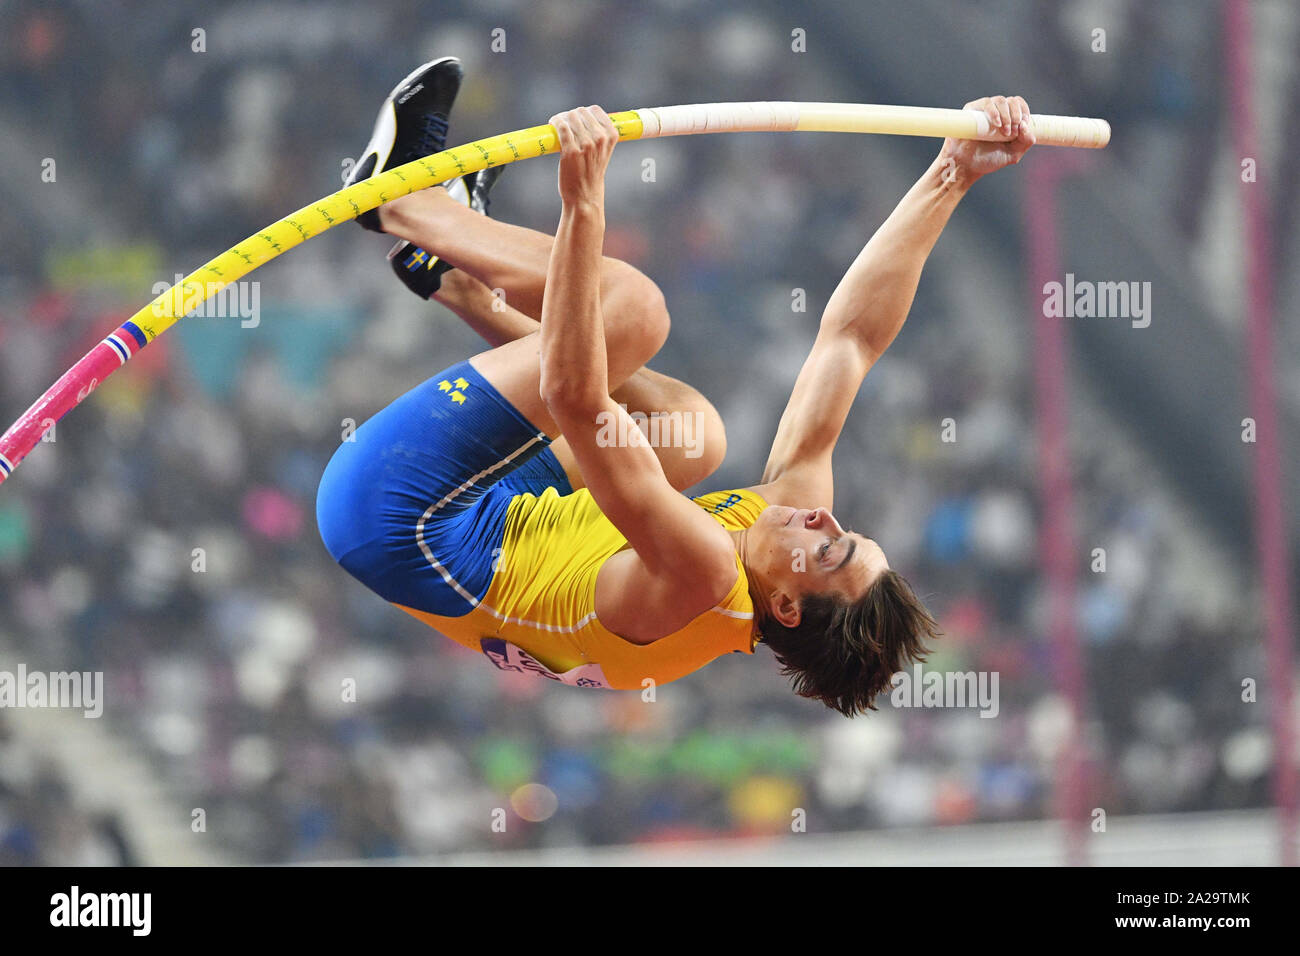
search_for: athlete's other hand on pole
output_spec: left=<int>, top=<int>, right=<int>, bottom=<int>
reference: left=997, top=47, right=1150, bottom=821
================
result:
left=550, top=106, right=619, bottom=208
left=941, top=95, right=1036, bottom=183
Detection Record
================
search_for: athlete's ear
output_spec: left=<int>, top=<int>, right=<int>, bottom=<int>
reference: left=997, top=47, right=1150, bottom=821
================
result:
left=770, top=589, right=800, bottom=629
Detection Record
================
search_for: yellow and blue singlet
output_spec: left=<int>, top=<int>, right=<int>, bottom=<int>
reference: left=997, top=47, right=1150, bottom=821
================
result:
left=317, top=360, right=764, bottom=689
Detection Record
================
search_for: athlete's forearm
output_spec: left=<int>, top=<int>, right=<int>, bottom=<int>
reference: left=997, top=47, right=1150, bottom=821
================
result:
left=822, top=153, right=973, bottom=360
left=539, top=200, right=609, bottom=413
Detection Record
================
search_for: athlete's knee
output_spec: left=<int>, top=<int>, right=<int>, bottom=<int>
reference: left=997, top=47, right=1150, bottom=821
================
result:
left=622, top=269, right=669, bottom=358
left=604, top=260, right=670, bottom=360
left=653, top=390, right=726, bottom=490
left=683, top=395, right=727, bottom=483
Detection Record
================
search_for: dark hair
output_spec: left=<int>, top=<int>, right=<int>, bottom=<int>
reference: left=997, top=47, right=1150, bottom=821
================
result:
left=759, top=570, right=940, bottom=717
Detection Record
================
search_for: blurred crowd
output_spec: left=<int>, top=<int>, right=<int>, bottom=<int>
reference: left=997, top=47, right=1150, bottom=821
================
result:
left=0, top=0, right=1286, bottom=863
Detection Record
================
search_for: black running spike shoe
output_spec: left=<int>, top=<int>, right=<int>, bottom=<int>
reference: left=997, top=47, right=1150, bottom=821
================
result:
left=387, top=165, right=505, bottom=299
left=346, top=56, right=463, bottom=231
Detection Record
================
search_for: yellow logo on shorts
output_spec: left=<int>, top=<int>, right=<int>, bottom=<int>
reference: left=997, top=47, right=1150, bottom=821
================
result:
left=438, top=377, right=471, bottom=405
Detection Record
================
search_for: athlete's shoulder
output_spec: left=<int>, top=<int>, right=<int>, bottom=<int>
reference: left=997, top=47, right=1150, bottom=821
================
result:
left=742, top=470, right=834, bottom=513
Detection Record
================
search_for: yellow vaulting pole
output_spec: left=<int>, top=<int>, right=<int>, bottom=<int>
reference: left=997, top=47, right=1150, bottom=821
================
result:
left=139, top=113, right=645, bottom=345
left=0, top=102, right=1107, bottom=486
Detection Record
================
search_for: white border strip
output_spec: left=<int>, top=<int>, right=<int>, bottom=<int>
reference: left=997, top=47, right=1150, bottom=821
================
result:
left=415, top=432, right=546, bottom=604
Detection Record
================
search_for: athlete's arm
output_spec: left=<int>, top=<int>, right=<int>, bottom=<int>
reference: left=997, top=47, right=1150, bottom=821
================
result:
left=539, top=107, right=736, bottom=616
left=753, top=95, right=1036, bottom=509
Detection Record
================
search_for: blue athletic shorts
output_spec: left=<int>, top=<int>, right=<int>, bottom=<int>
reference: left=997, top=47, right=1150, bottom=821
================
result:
left=315, top=360, right=572, bottom=616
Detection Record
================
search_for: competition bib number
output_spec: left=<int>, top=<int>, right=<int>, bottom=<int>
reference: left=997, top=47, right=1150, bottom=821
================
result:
left=480, top=638, right=612, bottom=689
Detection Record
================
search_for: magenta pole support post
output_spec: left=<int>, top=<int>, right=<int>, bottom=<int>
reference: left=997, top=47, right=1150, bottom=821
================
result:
left=1224, top=0, right=1298, bottom=867
left=1025, top=156, right=1090, bottom=866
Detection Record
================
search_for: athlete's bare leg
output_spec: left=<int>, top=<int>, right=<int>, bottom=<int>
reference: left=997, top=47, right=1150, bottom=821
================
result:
left=378, top=187, right=666, bottom=423
left=429, top=266, right=537, bottom=347
left=380, top=186, right=643, bottom=322
left=433, top=266, right=726, bottom=490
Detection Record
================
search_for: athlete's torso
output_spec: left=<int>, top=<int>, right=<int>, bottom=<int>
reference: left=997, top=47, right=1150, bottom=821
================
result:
left=396, top=487, right=768, bottom=689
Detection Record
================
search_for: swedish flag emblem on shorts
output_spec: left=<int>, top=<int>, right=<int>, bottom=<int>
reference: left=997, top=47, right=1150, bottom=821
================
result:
left=438, top=376, right=471, bottom=405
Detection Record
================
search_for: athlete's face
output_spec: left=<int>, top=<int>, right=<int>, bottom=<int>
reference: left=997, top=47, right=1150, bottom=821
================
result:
left=748, top=506, right=888, bottom=623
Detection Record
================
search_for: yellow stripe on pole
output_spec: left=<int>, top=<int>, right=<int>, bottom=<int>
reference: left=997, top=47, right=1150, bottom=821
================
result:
left=129, top=111, right=646, bottom=343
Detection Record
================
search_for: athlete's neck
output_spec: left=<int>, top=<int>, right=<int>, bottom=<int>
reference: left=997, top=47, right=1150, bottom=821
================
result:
left=729, top=527, right=775, bottom=620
